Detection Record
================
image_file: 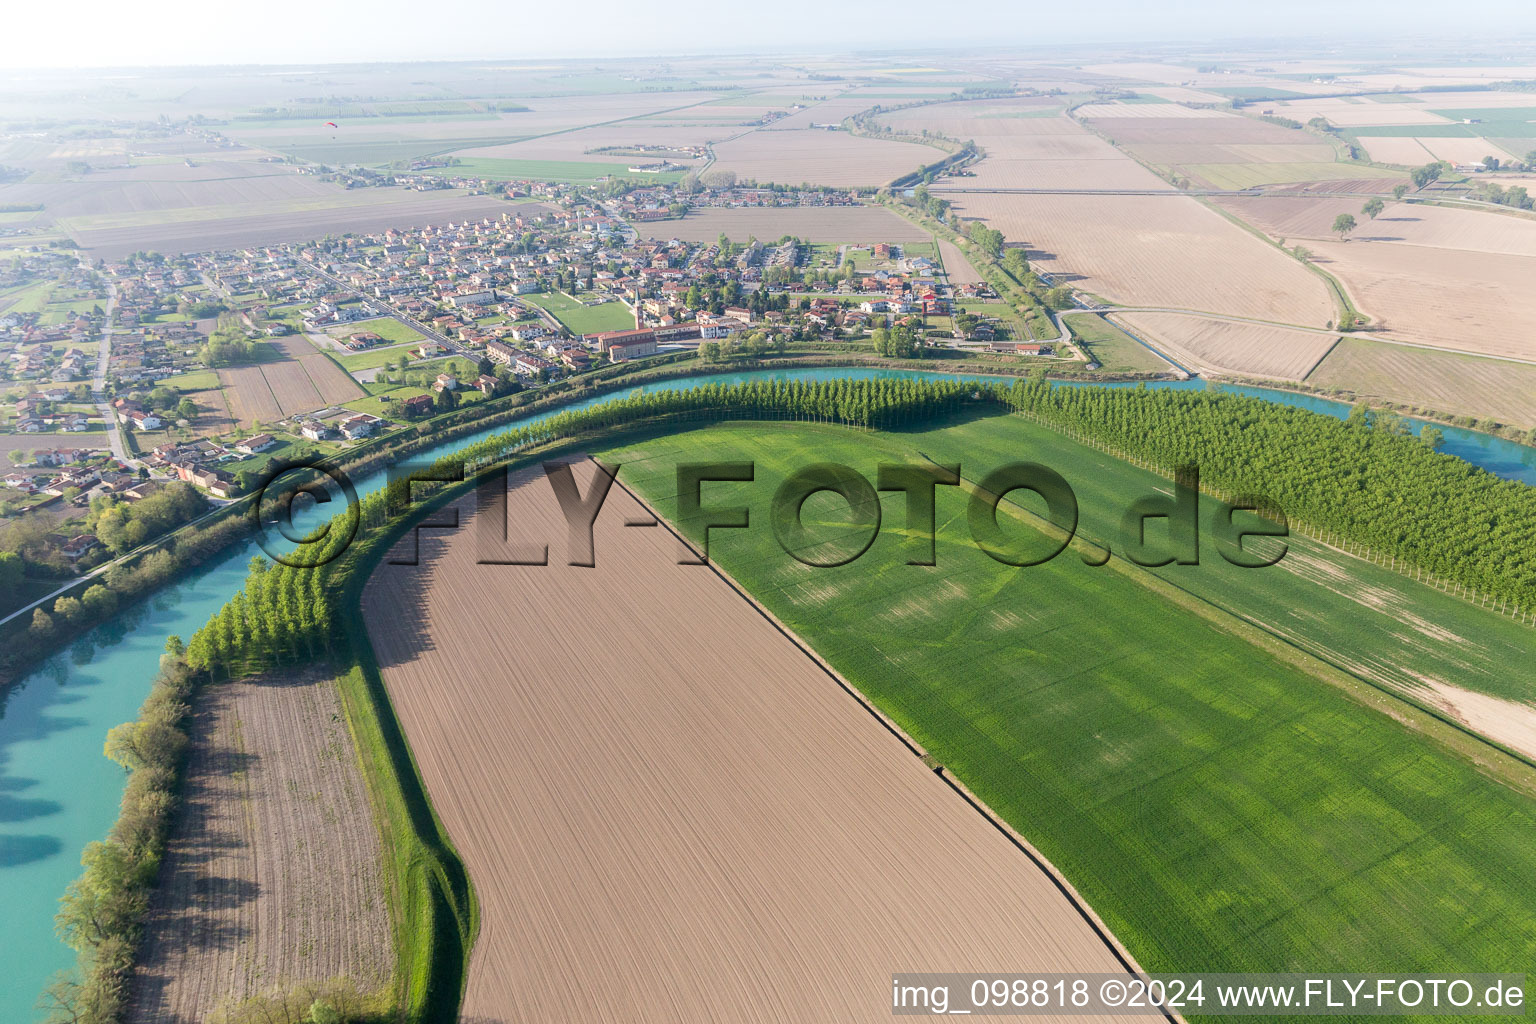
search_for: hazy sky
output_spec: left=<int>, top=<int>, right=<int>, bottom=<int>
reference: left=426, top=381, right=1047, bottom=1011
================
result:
left=10, top=0, right=1536, bottom=68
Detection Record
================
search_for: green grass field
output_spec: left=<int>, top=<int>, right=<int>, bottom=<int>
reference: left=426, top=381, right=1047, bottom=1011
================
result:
left=1063, top=313, right=1173, bottom=373
left=337, top=342, right=426, bottom=373
left=1184, top=163, right=1402, bottom=190
left=154, top=369, right=221, bottom=390
left=522, top=292, right=636, bottom=335
left=337, top=318, right=426, bottom=345
left=343, top=385, right=430, bottom=418
left=595, top=413, right=1536, bottom=984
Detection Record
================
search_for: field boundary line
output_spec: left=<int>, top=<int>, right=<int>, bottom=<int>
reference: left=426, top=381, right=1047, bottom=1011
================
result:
left=600, top=455, right=1181, bottom=1020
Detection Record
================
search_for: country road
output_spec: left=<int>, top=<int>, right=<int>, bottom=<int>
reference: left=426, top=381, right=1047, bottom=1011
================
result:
left=92, top=280, right=135, bottom=467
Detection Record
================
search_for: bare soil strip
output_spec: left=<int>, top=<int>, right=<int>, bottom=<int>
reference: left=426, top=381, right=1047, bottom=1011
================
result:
left=127, top=670, right=392, bottom=1023
left=362, top=462, right=1150, bottom=1024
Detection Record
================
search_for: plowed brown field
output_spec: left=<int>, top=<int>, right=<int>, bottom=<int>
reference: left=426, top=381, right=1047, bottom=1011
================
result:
left=1307, top=337, right=1536, bottom=427
left=127, top=671, right=392, bottom=1023
left=301, top=351, right=365, bottom=404
left=218, top=364, right=282, bottom=427
left=1114, top=312, right=1340, bottom=380
left=362, top=463, right=1146, bottom=1024
left=272, top=335, right=362, bottom=407
left=951, top=192, right=1336, bottom=325
left=709, top=129, right=936, bottom=187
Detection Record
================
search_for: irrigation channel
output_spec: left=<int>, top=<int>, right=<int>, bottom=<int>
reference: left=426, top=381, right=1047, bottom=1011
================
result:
left=3, top=365, right=1533, bottom=1018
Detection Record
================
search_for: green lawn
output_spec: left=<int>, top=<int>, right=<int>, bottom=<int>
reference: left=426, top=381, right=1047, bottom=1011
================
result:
left=523, top=292, right=636, bottom=335
left=344, top=385, right=430, bottom=418
left=596, top=414, right=1536, bottom=984
left=1063, top=313, right=1173, bottom=373
left=337, top=340, right=428, bottom=372
left=331, top=317, right=427, bottom=346
left=155, top=369, right=221, bottom=390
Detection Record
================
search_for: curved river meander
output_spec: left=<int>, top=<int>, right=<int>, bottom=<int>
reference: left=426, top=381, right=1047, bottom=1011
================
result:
left=4, top=366, right=1535, bottom=1017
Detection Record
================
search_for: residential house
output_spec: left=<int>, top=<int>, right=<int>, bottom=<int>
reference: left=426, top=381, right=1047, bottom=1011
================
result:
left=338, top=413, right=380, bottom=439
left=401, top=393, right=435, bottom=417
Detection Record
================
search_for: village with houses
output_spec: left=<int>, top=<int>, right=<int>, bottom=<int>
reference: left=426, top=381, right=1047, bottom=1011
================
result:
left=0, top=177, right=1075, bottom=595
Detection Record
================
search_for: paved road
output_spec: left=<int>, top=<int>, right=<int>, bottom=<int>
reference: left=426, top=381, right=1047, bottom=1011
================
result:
left=92, top=280, right=135, bottom=467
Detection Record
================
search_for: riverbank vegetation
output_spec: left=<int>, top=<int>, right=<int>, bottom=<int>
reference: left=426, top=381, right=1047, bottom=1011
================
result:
left=44, top=642, right=194, bottom=1024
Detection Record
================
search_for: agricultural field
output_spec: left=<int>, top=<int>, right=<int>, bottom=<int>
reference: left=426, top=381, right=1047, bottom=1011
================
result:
left=594, top=418, right=1536, bottom=985
left=219, top=91, right=726, bottom=165
left=521, top=292, right=636, bottom=335
left=952, top=192, right=1336, bottom=325
left=1079, top=107, right=1405, bottom=190
left=126, top=670, right=392, bottom=1022
left=415, top=158, right=682, bottom=184
left=1308, top=337, right=1536, bottom=429
left=1076, top=103, right=1235, bottom=120
left=178, top=387, right=237, bottom=436
left=1306, top=239, right=1536, bottom=360
left=936, top=237, right=982, bottom=284
left=217, top=364, right=284, bottom=427
left=1180, top=162, right=1401, bottom=190
left=1269, top=97, right=1457, bottom=127
left=1061, top=313, right=1174, bottom=373
left=8, top=177, right=517, bottom=257
left=641, top=205, right=929, bottom=245
left=1358, top=136, right=1443, bottom=165
left=962, top=117, right=1173, bottom=191
left=0, top=431, right=110, bottom=459
left=281, top=337, right=365, bottom=406
left=1113, top=312, right=1340, bottom=380
left=261, top=358, right=326, bottom=414
left=1418, top=136, right=1525, bottom=165
left=882, top=102, right=1172, bottom=190
left=707, top=129, right=937, bottom=187
left=452, top=123, right=722, bottom=166
left=215, top=337, right=360, bottom=427
left=362, top=464, right=1142, bottom=1022
left=1215, top=194, right=1536, bottom=258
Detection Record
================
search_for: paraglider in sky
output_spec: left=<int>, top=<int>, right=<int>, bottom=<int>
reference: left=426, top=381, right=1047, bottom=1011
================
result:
left=325, top=122, right=337, bottom=128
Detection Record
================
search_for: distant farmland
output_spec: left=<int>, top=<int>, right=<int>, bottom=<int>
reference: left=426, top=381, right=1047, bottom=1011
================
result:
left=362, top=464, right=1146, bottom=1022
left=709, top=129, right=938, bottom=187
left=954, top=191, right=1336, bottom=326
left=643, top=205, right=929, bottom=245
left=54, top=189, right=517, bottom=258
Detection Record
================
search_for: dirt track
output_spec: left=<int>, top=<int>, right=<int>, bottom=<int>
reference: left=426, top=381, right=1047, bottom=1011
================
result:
left=362, top=461, right=1148, bottom=1024
left=127, top=671, right=392, bottom=1023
